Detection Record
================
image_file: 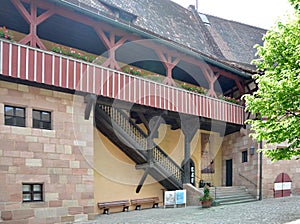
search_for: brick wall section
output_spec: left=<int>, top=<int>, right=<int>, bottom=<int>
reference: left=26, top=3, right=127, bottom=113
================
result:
left=222, top=130, right=259, bottom=198
left=0, top=81, right=94, bottom=223
left=262, top=154, right=300, bottom=198
left=222, top=128, right=300, bottom=198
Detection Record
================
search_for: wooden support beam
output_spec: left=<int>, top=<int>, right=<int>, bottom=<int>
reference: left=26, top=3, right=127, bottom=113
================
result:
left=95, top=27, right=128, bottom=70
left=181, top=114, right=199, bottom=142
left=148, top=115, right=164, bottom=140
left=137, top=112, right=150, bottom=133
left=84, top=94, right=97, bottom=120
left=180, top=114, right=199, bottom=183
left=210, top=65, right=247, bottom=96
left=11, top=0, right=54, bottom=49
left=154, top=49, right=180, bottom=86
left=136, top=168, right=150, bottom=193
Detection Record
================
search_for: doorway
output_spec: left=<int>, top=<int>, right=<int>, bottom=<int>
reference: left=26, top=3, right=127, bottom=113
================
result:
left=181, top=159, right=195, bottom=186
left=226, top=159, right=232, bottom=186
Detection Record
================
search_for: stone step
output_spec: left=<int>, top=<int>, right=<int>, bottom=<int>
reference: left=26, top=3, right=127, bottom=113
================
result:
left=215, top=195, right=255, bottom=203
left=215, top=198, right=257, bottom=206
left=212, top=192, right=252, bottom=197
left=208, top=186, right=257, bottom=206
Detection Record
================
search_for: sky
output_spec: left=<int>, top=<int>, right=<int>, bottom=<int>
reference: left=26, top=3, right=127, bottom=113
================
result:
left=171, top=0, right=294, bottom=29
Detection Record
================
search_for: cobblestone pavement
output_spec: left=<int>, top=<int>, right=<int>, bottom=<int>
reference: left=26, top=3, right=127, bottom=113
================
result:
left=89, top=196, right=300, bottom=224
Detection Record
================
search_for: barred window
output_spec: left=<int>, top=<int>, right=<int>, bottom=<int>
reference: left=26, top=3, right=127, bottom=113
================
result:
left=22, top=183, right=43, bottom=202
left=4, top=105, right=25, bottom=127
left=33, top=110, right=51, bottom=130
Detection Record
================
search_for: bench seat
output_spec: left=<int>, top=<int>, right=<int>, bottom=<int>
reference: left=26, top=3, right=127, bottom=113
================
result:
left=97, top=200, right=130, bottom=214
left=131, top=197, right=159, bottom=210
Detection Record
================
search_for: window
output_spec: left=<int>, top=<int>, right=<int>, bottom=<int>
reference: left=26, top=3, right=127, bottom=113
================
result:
left=4, top=105, right=25, bottom=127
left=33, top=110, right=51, bottom=130
left=242, top=151, right=248, bottom=163
left=22, top=183, right=43, bottom=202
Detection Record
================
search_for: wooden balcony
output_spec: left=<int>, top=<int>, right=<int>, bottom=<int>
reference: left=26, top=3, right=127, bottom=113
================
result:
left=0, top=39, right=244, bottom=125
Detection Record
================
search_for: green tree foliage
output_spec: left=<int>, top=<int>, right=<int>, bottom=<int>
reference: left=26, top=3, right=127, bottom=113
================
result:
left=243, top=0, right=300, bottom=161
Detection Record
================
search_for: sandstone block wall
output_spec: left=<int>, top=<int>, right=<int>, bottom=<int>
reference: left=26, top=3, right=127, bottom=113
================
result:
left=0, top=81, right=94, bottom=223
left=262, top=155, right=300, bottom=198
left=222, top=130, right=259, bottom=197
left=222, top=128, right=300, bottom=198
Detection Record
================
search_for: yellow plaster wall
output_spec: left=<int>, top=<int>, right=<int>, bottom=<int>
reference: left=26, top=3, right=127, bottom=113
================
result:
left=94, top=123, right=224, bottom=213
left=94, top=128, right=164, bottom=213
left=154, top=124, right=185, bottom=165
left=153, top=125, right=223, bottom=187
left=200, top=133, right=223, bottom=186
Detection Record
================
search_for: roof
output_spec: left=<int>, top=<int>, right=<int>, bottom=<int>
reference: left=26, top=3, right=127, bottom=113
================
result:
left=56, top=0, right=266, bottom=73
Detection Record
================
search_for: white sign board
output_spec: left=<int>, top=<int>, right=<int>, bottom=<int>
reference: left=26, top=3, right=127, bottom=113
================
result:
left=175, top=190, right=186, bottom=205
left=164, top=191, right=176, bottom=206
left=274, top=182, right=292, bottom=190
left=164, top=190, right=186, bottom=208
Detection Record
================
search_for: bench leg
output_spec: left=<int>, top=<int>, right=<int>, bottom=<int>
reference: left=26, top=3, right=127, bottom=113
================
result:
left=135, top=205, right=141, bottom=210
left=153, top=203, right=159, bottom=208
left=123, top=206, right=129, bottom=212
left=103, top=208, right=110, bottom=215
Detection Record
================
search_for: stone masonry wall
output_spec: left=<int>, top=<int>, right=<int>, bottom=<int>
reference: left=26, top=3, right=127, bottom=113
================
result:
left=222, top=129, right=259, bottom=198
left=261, top=153, right=300, bottom=198
left=0, top=81, right=94, bottom=223
left=222, top=128, right=300, bottom=198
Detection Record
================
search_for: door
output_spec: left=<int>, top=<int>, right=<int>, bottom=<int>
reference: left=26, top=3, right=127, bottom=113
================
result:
left=181, top=159, right=195, bottom=186
left=190, top=159, right=195, bottom=186
left=274, top=173, right=292, bottom=198
left=226, top=159, right=233, bottom=186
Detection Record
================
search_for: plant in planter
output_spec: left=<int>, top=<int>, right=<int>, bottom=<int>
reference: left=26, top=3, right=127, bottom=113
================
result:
left=51, top=44, right=96, bottom=63
left=218, top=95, right=241, bottom=105
left=0, top=26, right=14, bottom=41
left=199, top=185, right=213, bottom=208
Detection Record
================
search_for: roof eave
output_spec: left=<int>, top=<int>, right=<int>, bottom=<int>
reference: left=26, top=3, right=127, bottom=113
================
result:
left=51, top=0, right=252, bottom=79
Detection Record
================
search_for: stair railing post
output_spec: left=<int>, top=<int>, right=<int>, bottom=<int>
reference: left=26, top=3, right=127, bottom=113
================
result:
left=215, top=186, right=217, bottom=200
left=147, top=138, right=154, bottom=163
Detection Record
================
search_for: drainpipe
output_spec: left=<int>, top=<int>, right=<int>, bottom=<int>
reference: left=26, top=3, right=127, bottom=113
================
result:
left=259, top=117, right=263, bottom=200
left=259, top=141, right=263, bottom=200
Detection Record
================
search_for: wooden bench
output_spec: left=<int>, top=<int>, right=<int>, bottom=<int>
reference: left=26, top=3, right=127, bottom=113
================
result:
left=130, top=197, right=159, bottom=210
left=97, top=200, right=130, bottom=215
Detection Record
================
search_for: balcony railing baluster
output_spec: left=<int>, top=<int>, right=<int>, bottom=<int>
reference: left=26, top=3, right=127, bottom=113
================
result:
left=0, top=39, right=244, bottom=125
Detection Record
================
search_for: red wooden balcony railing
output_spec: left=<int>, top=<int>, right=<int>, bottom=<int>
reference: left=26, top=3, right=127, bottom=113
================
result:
left=0, top=39, right=244, bottom=125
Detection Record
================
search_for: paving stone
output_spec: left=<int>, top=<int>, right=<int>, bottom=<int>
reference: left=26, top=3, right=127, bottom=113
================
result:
left=91, top=196, right=300, bottom=224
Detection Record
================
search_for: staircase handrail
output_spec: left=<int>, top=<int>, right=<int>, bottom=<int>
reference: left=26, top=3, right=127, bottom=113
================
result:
left=152, top=144, right=184, bottom=184
left=99, top=105, right=148, bottom=150
left=117, top=109, right=148, bottom=138
left=238, top=172, right=257, bottom=188
left=99, top=104, right=183, bottom=186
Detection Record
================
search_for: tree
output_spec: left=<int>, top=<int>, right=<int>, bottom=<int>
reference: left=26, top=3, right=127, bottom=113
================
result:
left=243, top=0, right=300, bottom=161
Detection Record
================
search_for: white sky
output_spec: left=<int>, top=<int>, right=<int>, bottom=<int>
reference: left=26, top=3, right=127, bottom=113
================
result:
left=171, top=0, right=294, bottom=29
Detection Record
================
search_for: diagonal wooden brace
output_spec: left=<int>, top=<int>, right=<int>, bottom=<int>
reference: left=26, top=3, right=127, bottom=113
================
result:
left=136, top=168, right=150, bottom=193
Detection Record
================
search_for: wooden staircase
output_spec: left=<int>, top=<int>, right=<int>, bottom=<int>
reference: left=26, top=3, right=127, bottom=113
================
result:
left=210, top=186, right=257, bottom=205
left=94, top=104, right=183, bottom=190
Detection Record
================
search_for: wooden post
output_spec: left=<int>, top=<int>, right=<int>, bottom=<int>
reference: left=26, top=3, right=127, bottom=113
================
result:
left=84, top=94, right=97, bottom=120
left=94, top=28, right=127, bottom=70
left=181, top=114, right=199, bottom=183
left=155, top=50, right=180, bottom=86
left=201, top=64, right=220, bottom=98
left=11, top=0, right=54, bottom=49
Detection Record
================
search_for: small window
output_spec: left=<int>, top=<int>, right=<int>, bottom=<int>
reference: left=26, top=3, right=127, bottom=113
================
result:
left=33, top=110, right=51, bottom=130
left=4, top=105, right=25, bottom=127
left=22, top=183, right=43, bottom=202
left=242, top=151, right=248, bottom=163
